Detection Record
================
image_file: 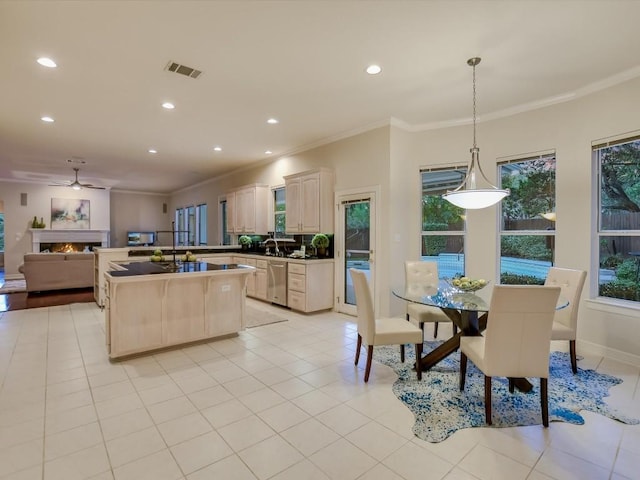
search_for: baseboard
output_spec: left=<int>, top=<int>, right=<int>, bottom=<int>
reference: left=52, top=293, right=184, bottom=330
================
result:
left=578, top=339, right=640, bottom=368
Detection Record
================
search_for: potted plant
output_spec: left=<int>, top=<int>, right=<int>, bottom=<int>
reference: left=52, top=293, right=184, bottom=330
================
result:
left=311, top=233, right=330, bottom=257
left=239, top=235, right=252, bottom=250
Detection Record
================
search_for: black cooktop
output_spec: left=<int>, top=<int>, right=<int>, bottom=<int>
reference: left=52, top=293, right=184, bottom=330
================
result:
left=109, top=261, right=244, bottom=276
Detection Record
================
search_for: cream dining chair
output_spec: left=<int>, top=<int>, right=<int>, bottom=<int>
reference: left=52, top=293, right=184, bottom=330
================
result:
left=545, top=267, right=587, bottom=374
left=404, top=261, right=456, bottom=338
left=350, top=269, right=423, bottom=382
left=459, top=285, right=561, bottom=427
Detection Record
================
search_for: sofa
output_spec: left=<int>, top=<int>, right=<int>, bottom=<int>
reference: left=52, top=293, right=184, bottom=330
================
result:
left=18, top=253, right=94, bottom=292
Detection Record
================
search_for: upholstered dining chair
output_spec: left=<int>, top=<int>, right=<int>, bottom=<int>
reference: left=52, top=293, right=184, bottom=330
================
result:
left=545, top=267, right=587, bottom=374
left=350, top=269, right=423, bottom=382
left=404, top=261, right=456, bottom=338
left=459, top=285, right=561, bottom=427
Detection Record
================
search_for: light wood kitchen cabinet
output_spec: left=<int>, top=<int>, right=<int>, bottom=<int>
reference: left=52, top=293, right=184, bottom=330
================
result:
left=226, top=184, right=270, bottom=234
left=287, top=260, right=334, bottom=312
left=255, top=259, right=268, bottom=300
left=105, top=266, right=251, bottom=359
left=284, top=169, right=334, bottom=234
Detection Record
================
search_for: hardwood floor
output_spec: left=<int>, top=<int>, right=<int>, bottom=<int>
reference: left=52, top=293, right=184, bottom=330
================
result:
left=0, top=269, right=95, bottom=312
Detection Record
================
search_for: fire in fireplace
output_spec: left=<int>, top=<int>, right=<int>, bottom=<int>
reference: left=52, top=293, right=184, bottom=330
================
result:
left=40, top=242, right=101, bottom=253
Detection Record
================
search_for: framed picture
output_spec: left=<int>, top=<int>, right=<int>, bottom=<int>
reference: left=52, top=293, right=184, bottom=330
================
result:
left=51, top=198, right=90, bottom=229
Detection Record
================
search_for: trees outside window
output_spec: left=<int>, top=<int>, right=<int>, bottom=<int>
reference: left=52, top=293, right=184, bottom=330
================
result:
left=499, top=154, right=556, bottom=284
left=421, top=168, right=466, bottom=278
left=274, top=188, right=286, bottom=237
left=595, top=137, right=640, bottom=302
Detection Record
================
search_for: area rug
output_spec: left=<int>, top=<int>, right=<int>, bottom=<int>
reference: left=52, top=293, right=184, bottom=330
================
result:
left=0, top=279, right=27, bottom=294
left=374, top=341, right=639, bottom=442
left=245, top=305, right=289, bottom=328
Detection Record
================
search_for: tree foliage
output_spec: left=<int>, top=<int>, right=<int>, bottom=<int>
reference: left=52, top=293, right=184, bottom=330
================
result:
left=501, top=157, right=555, bottom=221
left=600, top=142, right=640, bottom=213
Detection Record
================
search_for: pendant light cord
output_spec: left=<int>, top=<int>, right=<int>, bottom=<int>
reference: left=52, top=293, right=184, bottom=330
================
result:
left=472, top=61, right=477, bottom=149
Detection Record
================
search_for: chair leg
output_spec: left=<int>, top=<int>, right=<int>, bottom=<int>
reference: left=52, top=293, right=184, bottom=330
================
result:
left=569, top=340, right=578, bottom=374
left=508, top=378, right=515, bottom=393
left=415, top=343, right=423, bottom=380
left=434, top=321, right=439, bottom=338
left=452, top=323, right=458, bottom=335
left=364, top=345, right=374, bottom=382
left=459, top=352, right=468, bottom=390
left=355, top=334, right=362, bottom=365
left=400, top=344, right=405, bottom=363
left=541, top=377, right=549, bottom=427
left=484, top=376, right=492, bottom=425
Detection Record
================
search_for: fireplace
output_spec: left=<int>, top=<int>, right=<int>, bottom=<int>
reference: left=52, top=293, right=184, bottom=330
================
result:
left=29, top=228, right=109, bottom=253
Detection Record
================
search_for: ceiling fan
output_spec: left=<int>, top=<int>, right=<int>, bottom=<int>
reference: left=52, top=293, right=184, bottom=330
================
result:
left=50, top=168, right=105, bottom=190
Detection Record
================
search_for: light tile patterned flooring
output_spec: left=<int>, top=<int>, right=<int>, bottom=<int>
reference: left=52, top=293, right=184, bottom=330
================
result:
left=0, top=298, right=639, bottom=480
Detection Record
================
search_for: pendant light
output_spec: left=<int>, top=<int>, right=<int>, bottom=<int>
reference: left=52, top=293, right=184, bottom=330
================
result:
left=442, top=57, right=509, bottom=209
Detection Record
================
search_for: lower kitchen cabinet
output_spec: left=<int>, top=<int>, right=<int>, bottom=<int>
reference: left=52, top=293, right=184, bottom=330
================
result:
left=287, top=261, right=334, bottom=312
left=255, top=259, right=268, bottom=300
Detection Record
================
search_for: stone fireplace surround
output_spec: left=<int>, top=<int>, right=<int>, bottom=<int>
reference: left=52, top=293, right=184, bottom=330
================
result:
left=29, top=229, right=109, bottom=253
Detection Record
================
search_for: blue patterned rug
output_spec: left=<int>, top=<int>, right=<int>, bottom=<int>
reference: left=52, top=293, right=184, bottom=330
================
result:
left=374, top=342, right=639, bottom=442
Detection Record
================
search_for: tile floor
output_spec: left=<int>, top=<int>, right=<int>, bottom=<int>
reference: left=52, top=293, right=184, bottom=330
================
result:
left=0, top=298, right=638, bottom=480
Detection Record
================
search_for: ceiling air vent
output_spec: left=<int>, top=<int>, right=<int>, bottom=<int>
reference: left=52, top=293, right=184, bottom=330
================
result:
left=165, top=61, right=202, bottom=79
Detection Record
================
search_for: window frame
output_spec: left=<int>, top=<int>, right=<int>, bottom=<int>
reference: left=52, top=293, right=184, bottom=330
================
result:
left=592, top=134, right=640, bottom=305
left=420, top=166, right=467, bottom=279
left=498, top=152, right=556, bottom=285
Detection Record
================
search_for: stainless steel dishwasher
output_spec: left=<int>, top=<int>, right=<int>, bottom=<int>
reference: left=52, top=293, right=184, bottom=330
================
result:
left=267, top=258, right=288, bottom=306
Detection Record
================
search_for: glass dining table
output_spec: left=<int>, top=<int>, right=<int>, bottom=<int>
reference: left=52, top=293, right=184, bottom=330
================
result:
left=393, top=282, right=567, bottom=392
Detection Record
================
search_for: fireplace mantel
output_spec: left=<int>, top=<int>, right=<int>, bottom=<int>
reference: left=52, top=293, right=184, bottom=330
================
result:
left=29, top=229, right=110, bottom=252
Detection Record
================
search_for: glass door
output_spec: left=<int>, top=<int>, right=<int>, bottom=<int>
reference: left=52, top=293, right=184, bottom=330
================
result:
left=336, top=191, right=375, bottom=316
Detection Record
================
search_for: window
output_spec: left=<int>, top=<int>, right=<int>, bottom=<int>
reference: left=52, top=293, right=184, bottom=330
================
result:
left=187, top=205, right=195, bottom=246
left=594, top=136, right=640, bottom=302
left=273, top=187, right=286, bottom=237
left=175, top=208, right=185, bottom=245
left=174, top=206, right=194, bottom=246
left=499, top=153, right=556, bottom=284
left=196, top=203, right=207, bottom=245
left=220, top=199, right=231, bottom=245
left=421, top=168, right=466, bottom=278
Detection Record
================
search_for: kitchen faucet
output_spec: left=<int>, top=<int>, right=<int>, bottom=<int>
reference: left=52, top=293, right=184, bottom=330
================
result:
left=264, top=237, right=279, bottom=256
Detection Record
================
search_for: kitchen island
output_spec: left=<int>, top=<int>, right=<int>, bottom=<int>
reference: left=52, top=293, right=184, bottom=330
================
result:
left=105, top=261, right=253, bottom=359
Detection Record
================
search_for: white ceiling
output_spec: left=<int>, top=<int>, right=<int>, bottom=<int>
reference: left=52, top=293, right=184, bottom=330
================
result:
left=2, top=0, right=640, bottom=194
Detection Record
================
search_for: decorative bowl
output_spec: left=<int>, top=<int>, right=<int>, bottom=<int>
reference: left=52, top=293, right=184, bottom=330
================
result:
left=445, top=276, right=489, bottom=293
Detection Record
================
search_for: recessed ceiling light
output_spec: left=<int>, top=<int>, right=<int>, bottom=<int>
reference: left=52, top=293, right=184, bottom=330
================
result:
left=37, top=57, right=57, bottom=68
left=41, top=116, right=54, bottom=123
left=213, top=146, right=222, bottom=152
left=148, top=149, right=157, bottom=154
left=265, top=150, right=273, bottom=155
left=366, top=64, right=382, bottom=75
left=267, top=118, right=279, bottom=124
left=162, top=102, right=175, bottom=109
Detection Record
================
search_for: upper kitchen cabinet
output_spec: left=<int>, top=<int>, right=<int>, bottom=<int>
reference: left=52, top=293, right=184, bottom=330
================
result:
left=284, top=168, right=335, bottom=234
left=226, top=184, right=270, bottom=234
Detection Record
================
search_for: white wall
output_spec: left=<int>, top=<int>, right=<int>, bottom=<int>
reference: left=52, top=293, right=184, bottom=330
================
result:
left=0, top=181, right=110, bottom=276
left=110, top=191, right=171, bottom=247
left=389, top=75, right=640, bottom=364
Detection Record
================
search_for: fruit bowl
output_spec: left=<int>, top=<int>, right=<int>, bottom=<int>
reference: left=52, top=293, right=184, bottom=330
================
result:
left=445, top=276, right=489, bottom=293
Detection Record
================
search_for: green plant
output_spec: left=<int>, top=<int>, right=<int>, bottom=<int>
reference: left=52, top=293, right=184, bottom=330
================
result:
left=239, top=235, right=252, bottom=246
left=500, top=272, right=545, bottom=285
left=311, top=233, right=329, bottom=249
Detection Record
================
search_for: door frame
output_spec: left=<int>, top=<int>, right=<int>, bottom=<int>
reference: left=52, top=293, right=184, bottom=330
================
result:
left=334, top=185, right=380, bottom=316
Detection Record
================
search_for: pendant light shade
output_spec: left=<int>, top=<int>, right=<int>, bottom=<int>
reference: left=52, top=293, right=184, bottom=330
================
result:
left=442, top=57, right=509, bottom=209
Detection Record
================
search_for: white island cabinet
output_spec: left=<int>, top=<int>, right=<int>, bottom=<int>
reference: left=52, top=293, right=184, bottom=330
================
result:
left=105, top=261, right=252, bottom=359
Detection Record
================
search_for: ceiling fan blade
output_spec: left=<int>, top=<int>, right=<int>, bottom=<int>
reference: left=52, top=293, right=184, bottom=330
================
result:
left=84, top=185, right=106, bottom=190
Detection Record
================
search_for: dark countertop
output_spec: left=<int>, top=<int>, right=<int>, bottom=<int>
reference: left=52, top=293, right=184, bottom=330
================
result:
left=128, top=247, right=242, bottom=257
left=109, top=261, right=247, bottom=276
